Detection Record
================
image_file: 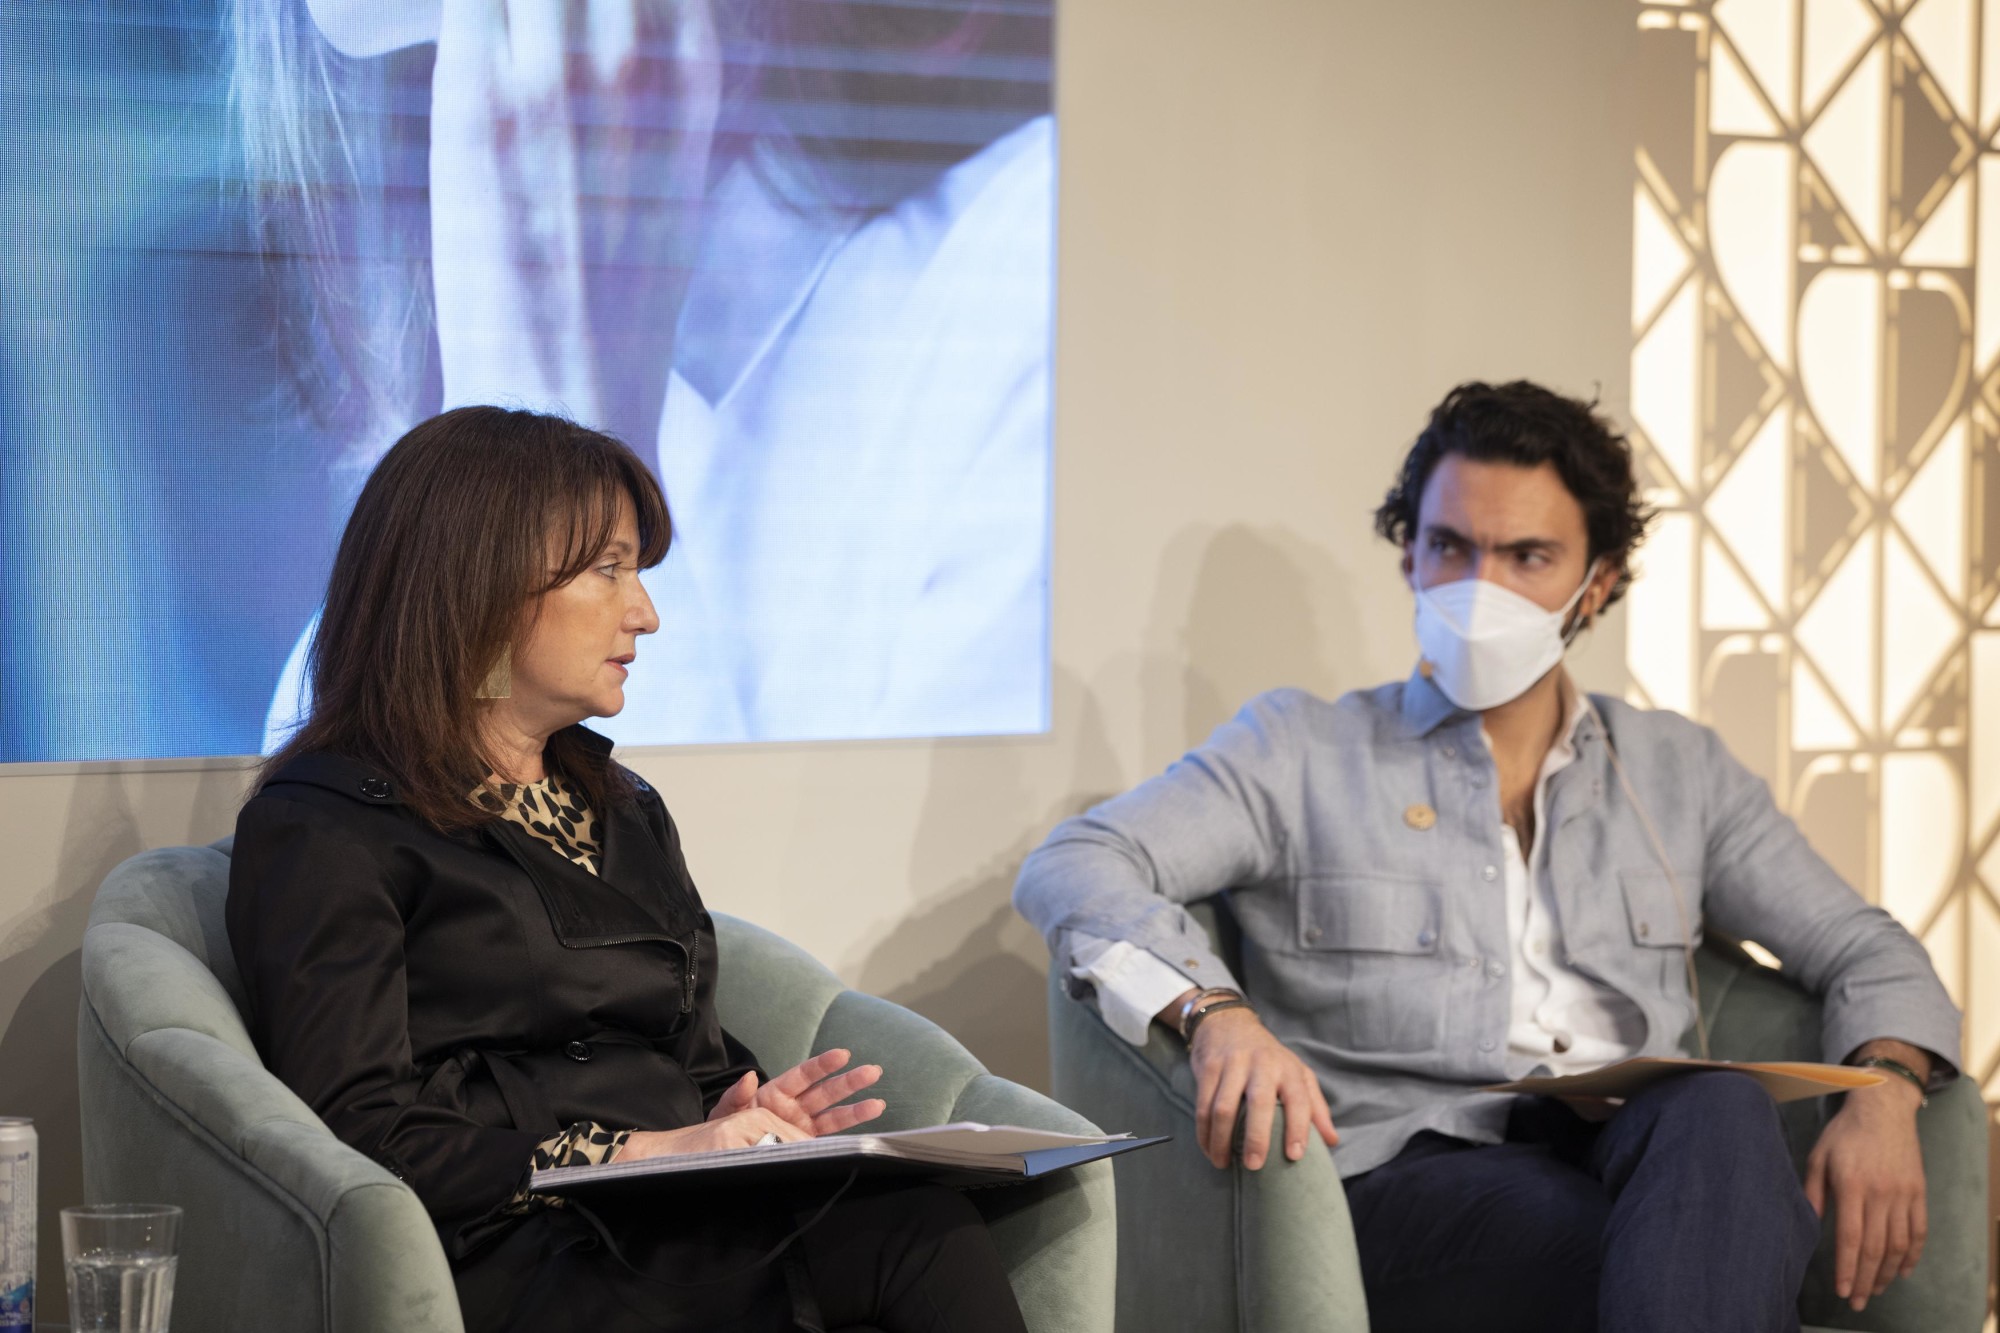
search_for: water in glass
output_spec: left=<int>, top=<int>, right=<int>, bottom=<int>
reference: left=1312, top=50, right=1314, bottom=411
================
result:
left=65, top=1249, right=176, bottom=1332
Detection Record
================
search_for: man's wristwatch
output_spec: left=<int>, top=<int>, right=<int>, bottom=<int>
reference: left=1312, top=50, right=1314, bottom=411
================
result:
left=1178, top=987, right=1253, bottom=1044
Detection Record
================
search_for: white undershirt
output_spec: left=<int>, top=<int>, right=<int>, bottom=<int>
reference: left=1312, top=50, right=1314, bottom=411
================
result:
left=1072, top=677, right=1647, bottom=1075
left=1493, top=686, right=1646, bottom=1077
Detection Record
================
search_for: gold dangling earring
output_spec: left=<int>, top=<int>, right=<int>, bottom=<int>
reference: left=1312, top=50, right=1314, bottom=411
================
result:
left=475, top=650, right=513, bottom=700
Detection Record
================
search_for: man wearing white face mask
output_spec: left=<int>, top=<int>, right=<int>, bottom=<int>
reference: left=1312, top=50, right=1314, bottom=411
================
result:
left=1014, top=381, right=1960, bottom=1332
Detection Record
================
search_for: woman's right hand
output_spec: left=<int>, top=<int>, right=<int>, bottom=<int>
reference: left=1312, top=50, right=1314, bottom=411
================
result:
left=616, top=1108, right=811, bottom=1163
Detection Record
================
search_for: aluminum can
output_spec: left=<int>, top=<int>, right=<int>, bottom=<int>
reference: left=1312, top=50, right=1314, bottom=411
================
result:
left=0, top=1118, right=32, bottom=1333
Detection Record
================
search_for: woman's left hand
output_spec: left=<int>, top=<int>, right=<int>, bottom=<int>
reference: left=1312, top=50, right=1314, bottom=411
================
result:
left=708, top=1049, right=886, bottom=1138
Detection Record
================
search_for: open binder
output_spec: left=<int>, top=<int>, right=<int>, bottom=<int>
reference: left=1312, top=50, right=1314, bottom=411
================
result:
left=528, top=1122, right=1168, bottom=1200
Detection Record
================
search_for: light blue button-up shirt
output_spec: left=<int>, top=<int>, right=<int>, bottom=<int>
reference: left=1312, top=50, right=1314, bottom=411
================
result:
left=1014, top=671, right=1961, bottom=1178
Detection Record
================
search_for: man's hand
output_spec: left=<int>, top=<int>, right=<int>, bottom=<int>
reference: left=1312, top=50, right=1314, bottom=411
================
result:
left=1804, top=1041, right=1931, bottom=1312
left=707, top=1049, right=886, bottom=1138
left=1165, top=992, right=1337, bottom=1170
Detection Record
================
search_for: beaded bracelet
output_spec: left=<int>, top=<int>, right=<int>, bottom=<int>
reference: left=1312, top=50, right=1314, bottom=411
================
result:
left=1178, top=988, right=1253, bottom=1044
left=1850, top=1055, right=1928, bottom=1107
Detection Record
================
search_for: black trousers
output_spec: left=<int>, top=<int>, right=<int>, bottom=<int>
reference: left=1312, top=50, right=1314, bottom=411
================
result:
left=453, top=1182, right=1030, bottom=1333
left=1342, top=1072, right=1820, bottom=1333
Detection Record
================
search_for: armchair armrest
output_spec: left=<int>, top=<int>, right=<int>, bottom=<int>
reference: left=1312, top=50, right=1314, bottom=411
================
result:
left=711, top=914, right=1117, bottom=1333
left=1791, top=1072, right=1991, bottom=1332
left=1696, top=942, right=1992, bottom=1332
left=80, top=977, right=460, bottom=1333
left=1048, top=972, right=1368, bottom=1333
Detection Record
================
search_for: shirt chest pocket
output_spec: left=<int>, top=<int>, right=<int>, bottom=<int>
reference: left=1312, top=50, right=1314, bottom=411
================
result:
left=1617, top=867, right=1701, bottom=1005
left=1617, top=868, right=1699, bottom=949
left=1297, top=873, right=1447, bottom=1054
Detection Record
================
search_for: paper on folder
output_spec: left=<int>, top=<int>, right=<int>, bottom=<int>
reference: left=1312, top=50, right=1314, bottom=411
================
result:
left=1481, top=1057, right=1886, bottom=1104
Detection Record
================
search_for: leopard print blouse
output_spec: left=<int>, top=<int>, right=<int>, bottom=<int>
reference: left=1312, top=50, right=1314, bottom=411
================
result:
left=471, top=774, right=629, bottom=1209
left=472, top=773, right=602, bottom=875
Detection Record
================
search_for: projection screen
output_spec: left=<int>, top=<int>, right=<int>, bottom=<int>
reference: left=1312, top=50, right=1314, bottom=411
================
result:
left=0, top=0, right=1055, bottom=762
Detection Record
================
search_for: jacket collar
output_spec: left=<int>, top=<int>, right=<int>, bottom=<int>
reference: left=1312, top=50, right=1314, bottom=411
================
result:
left=566, top=723, right=616, bottom=758
left=265, top=733, right=696, bottom=945
left=261, top=750, right=406, bottom=806
left=261, top=725, right=619, bottom=809
left=1397, top=665, right=1468, bottom=739
left=1394, top=665, right=1605, bottom=749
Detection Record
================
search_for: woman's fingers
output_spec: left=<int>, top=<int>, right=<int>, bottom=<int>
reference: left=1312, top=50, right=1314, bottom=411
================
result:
left=706, top=1069, right=758, bottom=1122
left=792, top=1064, right=883, bottom=1116
left=812, top=1098, right=888, bottom=1135
left=742, top=1109, right=811, bottom=1145
left=768, top=1048, right=855, bottom=1098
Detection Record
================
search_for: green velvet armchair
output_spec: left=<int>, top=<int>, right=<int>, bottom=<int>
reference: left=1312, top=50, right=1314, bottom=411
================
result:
left=1048, top=902, right=1991, bottom=1333
left=79, top=841, right=1116, bottom=1333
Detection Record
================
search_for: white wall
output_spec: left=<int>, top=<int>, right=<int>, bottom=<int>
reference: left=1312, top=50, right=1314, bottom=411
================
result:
left=0, top=0, right=1636, bottom=1316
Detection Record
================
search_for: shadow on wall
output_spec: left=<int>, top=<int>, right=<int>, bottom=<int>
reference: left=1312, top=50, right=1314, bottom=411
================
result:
left=0, top=765, right=246, bottom=1324
left=856, top=523, right=1362, bottom=1095
left=1140, top=522, right=1361, bottom=763
left=853, top=665, right=1122, bottom=1091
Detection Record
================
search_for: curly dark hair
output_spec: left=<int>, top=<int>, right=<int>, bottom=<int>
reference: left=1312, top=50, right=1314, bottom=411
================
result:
left=1374, top=380, right=1655, bottom=612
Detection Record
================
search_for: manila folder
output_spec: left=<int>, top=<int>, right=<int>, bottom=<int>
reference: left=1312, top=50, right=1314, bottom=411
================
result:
left=1482, top=1057, right=1885, bottom=1104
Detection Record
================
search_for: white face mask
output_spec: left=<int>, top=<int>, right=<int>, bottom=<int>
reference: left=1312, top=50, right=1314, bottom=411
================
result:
left=1410, top=561, right=1599, bottom=711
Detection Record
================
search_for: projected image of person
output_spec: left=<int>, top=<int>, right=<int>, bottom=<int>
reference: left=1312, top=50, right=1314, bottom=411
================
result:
left=233, top=0, right=1054, bottom=750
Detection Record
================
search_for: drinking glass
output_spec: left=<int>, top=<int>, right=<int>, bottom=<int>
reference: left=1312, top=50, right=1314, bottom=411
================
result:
left=61, top=1204, right=180, bottom=1333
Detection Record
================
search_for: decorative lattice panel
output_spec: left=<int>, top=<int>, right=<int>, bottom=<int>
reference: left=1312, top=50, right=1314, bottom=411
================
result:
left=1628, top=0, right=2000, bottom=1104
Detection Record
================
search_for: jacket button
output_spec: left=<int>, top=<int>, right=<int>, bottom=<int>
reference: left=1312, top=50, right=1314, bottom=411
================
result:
left=1416, top=929, right=1435, bottom=947
left=1637, top=922, right=1651, bottom=939
left=1304, top=926, right=1323, bottom=943
left=564, top=1040, right=592, bottom=1062
left=359, top=778, right=391, bottom=800
left=1482, top=865, right=1498, bottom=882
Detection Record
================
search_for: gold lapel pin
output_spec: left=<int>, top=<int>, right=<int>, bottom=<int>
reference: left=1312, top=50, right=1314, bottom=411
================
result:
left=1404, top=803, right=1437, bottom=831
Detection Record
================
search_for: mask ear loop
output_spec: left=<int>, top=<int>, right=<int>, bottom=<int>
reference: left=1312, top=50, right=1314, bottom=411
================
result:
left=1584, top=698, right=1713, bottom=1062
left=1557, top=558, right=1603, bottom=650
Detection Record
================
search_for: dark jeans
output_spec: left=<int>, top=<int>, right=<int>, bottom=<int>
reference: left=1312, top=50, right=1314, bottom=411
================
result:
left=1342, top=1071, right=1820, bottom=1333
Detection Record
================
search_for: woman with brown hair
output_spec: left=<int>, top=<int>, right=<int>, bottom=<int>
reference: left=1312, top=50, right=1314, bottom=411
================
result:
left=226, top=405, right=1030, bottom=1332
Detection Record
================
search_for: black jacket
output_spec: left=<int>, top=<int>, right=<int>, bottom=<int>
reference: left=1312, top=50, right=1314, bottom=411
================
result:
left=225, top=727, right=761, bottom=1253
